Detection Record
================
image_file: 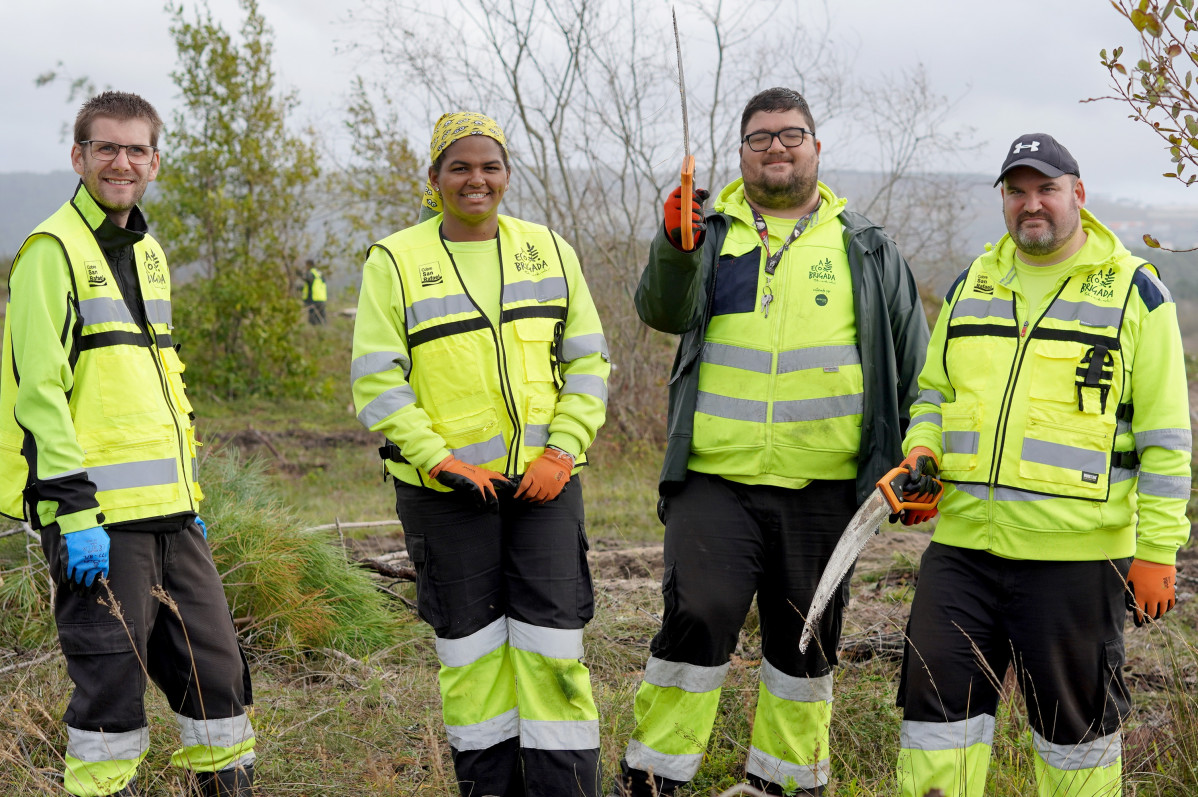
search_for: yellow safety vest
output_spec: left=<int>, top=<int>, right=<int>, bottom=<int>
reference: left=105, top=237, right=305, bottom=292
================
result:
left=0, top=190, right=201, bottom=525
left=368, top=217, right=583, bottom=488
left=939, top=259, right=1141, bottom=500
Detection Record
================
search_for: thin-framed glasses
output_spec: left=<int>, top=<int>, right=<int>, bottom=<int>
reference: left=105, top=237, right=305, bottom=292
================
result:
left=78, top=140, right=158, bottom=165
left=742, top=127, right=812, bottom=152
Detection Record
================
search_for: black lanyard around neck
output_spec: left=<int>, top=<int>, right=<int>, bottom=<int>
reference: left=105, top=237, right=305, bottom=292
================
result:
left=749, top=205, right=819, bottom=316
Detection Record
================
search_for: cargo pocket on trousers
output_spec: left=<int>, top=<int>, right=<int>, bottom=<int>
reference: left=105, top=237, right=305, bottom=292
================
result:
left=1100, top=637, right=1132, bottom=733
left=576, top=523, right=595, bottom=624
left=405, top=532, right=446, bottom=633
left=58, top=619, right=141, bottom=727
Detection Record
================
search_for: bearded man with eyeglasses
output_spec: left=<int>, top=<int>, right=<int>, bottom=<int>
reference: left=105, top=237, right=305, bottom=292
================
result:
left=612, top=87, right=929, bottom=797
left=0, top=91, right=255, bottom=796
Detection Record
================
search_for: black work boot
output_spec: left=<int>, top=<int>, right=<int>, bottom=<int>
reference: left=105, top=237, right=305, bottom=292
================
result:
left=194, top=763, right=254, bottom=796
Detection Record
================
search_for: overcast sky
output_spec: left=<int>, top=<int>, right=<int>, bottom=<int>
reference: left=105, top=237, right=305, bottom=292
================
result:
left=4, top=0, right=1194, bottom=208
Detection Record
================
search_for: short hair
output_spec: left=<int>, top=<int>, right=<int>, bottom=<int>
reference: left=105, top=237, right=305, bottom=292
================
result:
left=74, top=91, right=164, bottom=147
left=740, top=87, right=815, bottom=139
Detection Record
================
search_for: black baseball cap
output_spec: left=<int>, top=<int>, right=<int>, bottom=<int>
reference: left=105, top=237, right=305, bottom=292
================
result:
left=994, top=133, right=1080, bottom=186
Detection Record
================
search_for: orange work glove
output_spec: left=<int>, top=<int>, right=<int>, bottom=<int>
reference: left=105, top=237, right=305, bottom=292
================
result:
left=896, top=446, right=941, bottom=526
left=663, top=186, right=710, bottom=251
left=514, top=446, right=575, bottom=504
left=429, top=455, right=511, bottom=511
left=1126, top=558, right=1177, bottom=627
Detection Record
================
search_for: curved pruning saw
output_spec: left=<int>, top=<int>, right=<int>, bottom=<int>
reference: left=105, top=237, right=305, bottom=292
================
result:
left=798, top=465, right=944, bottom=654
left=672, top=7, right=696, bottom=250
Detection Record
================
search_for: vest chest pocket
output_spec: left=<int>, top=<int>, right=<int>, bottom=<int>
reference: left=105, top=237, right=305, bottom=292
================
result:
left=1028, top=338, right=1118, bottom=413
left=1018, top=404, right=1115, bottom=499
left=513, top=318, right=558, bottom=383
left=95, top=352, right=164, bottom=417
left=940, top=401, right=981, bottom=477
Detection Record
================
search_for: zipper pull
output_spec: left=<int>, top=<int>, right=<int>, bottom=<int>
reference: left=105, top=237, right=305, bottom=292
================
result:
left=1020, top=320, right=1029, bottom=339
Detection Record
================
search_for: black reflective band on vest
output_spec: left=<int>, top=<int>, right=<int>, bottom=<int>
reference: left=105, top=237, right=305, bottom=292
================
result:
left=408, top=316, right=491, bottom=348
left=500, top=305, right=568, bottom=323
left=77, top=331, right=173, bottom=351
left=1030, top=327, right=1121, bottom=350
left=946, top=323, right=1018, bottom=340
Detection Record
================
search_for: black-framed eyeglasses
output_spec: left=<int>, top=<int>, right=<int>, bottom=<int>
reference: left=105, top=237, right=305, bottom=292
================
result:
left=78, top=140, right=158, bottom=165
left=741, top=127, right=812, bottom=152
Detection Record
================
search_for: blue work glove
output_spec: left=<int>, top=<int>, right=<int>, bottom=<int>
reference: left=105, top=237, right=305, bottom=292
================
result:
left=195, top=516, right=207, bottom=538
left=60, top=525, right=110, bottom=588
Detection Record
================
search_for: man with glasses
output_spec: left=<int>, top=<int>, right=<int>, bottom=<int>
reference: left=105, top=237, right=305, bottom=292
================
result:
left=613, top=87, right=928, bottom=796
left=0, top=91, right=255, bottom=796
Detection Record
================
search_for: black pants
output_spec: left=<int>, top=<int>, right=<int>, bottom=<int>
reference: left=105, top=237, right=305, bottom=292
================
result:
left=898, top=543, right=1131, bottom=748
left=395, top=476, right=599, bottom=797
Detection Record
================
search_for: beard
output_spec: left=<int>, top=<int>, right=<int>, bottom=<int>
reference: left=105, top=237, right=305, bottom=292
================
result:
left=1010, top=209, right=1080, bottom=256
left=742, top=154, right=819, bottom=211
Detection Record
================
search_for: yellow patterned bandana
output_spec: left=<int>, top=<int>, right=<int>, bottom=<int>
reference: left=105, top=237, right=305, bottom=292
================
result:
left=422, top=112, right=509, bottom=215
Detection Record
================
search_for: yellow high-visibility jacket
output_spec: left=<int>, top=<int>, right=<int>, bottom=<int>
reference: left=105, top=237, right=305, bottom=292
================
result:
left=0, top=183, right=201, bottom=532
left=904, top=210, right=1191, bottom=564
left=351, top=215, right=610, bottom=489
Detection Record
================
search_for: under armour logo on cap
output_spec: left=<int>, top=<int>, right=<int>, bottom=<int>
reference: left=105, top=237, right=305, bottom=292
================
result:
left=995, top=133, right=1079, bottom=186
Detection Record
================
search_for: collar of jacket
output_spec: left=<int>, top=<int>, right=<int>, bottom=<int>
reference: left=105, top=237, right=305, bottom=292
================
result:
left=69, top=180, right=147, bottom=253
left=713, top=177, right=847, bottom=230
left=976, top=207, right=1128, bottom=284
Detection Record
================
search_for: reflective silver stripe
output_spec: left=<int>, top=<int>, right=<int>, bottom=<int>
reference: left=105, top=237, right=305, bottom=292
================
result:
left=452, top=434, right=508, bottom=466
left=562, top=373, right=608, bottom=403
left=696, top=391, right=767, bottom=422
left=1139, top=268, right=1173, bottom=303
left=1032, top=728, right=1121, bottom=770
left=624, top=738, right=703, bottom=782
left=406, top=293, right=476, bottom=329
left=67, top=726, right=149, bottom=762
left=504, top=277, right=567, bottom=304
left=761, top=659, right=832, bottom=702
left=78, top=297, right=135, bottom=326
left=954, top=483, right=1054, bottom=502
left=176, top=713, right=255, bottom=749
left=918, top=389, right=945, bottom=406
left=1043, top=299, right=1122, bottom=329
left=776, top=344, right=860, bottom=374
left=521, top=718, right=600, bottom=751
left=446, top=707, right=520, bottom=751
left=436, top=616, right=508, bottom=668
left=911, top=411, right=942, bottom=428
left=644, top=655, right=729, bottom=693
left=1111, top=467, right=1138, bottom=484
left=772, top=393, right=863, bottom=423
left=357, top=385, right=417, bottom=428
left=943, top=431, right=979, bottom=455
left=144, top=299, right=172, bottom=327
left=1136, top=428, right=1193, bottom=454
left=524, top=424, right=550, bottom=448
left=900, top=716, right=995, bottom=751
left=1117, top=418, right=1132, bottom=437
left=955, top=298, right=1014, bottom=320
left=562, top=333, right=609, bottom=362
left=701, top=342, right=771, bottom=373
left=508, top=618, right=584, bottom=660
left=1022, top=438, right=1106, bottom=474
left=89, top=459, right=177, bottom=492
left=746, top=746, right=829, bottom=789
left=46, top=467, right=86, bottom=481
left=351, top=350, right=411, bottom=382
left=1137, top=472, right=1191, bottom=499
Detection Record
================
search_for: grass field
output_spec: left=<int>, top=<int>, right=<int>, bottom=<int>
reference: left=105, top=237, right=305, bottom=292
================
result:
left=2, top=379, right=1197, bottom=795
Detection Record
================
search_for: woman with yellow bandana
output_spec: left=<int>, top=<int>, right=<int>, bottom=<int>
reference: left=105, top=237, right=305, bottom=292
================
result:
left=351, top=112, right=611, bottom=796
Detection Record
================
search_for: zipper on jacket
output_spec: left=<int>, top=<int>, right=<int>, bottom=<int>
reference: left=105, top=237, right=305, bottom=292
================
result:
left=439, top=231, right=522, bottom=477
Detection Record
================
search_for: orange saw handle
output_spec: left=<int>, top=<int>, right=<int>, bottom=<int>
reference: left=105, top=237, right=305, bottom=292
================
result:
left=680, top=154, right=696, bottom=250
left=876, top=464, right=943, bottom=513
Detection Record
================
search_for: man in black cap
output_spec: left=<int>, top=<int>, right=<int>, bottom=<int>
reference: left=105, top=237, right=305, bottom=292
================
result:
left=890, top=133, right=1191, bottom=796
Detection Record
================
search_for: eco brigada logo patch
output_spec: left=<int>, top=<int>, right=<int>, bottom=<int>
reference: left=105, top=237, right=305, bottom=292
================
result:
left=144, top=251, right=166, bottom=287
left=808, top=258, right=835, bottom=282
left=1080, top=268, right=1117, bottom=301
left=514, top=243, right=549, bottom=274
